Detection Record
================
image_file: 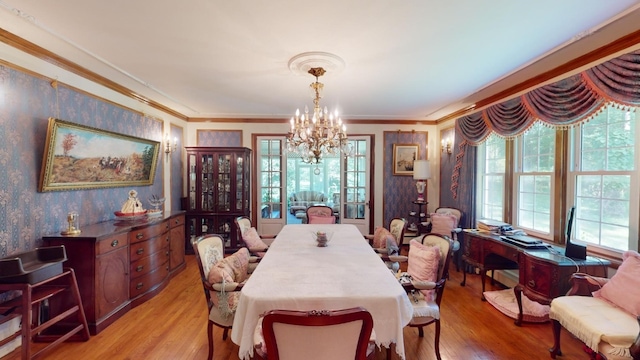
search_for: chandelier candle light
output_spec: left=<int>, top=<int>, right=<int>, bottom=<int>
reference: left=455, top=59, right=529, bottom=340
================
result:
left=286, top=67, right=350, bottom=164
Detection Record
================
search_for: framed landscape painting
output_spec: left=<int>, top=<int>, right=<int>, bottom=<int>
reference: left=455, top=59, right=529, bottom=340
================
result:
left=39, top=118, right=160, bottom=192
left=392, top=144, right=418, bottom=175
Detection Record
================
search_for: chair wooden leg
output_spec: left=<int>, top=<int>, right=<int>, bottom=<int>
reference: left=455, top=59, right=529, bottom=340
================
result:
left=386, top=345, right=392, bottom=359
left=549, top=319, right=562, bottom=358
left=207, top=321, right=214, bottom=360
left=222, top=327, right=229, bottom=341
left=434, top=320, right=441, bottom=360
left=418, top=326, right=424, bottom=338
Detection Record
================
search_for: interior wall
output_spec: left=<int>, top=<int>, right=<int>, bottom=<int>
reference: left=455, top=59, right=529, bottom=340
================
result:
left=0, top=62, right=182, bottom=257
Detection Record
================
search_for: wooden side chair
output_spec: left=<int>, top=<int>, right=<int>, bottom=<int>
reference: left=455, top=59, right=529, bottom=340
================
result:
left=254, top=307, right=375, bottom=360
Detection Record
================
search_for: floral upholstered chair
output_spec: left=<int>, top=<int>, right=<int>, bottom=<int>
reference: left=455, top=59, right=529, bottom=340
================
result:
left=192, top=234, right=255, bottom=360
left=392, top=234, right=453, bottom=360
left=234, top=216, right=276, bottom=258
left=365, top=218, right=407, bottom=272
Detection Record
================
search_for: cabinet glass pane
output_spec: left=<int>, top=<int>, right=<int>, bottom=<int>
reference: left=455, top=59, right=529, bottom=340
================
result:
left=188, top=154, right=196, bottom=210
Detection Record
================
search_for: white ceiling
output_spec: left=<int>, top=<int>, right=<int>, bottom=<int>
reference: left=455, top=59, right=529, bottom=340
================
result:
left=1, top=0, right=640, bottom=121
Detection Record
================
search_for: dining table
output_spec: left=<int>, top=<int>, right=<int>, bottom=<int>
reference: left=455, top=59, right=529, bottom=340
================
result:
left=231, top=223, right=413, bottom=360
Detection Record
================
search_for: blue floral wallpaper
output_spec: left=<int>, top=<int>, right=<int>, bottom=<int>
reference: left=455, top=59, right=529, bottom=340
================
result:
left=0, top=64, right=166, bottom=257
left=383, top=131, right=428, bottom=227
left=170, top=124, right=184, bottom=211
left=197, top=130, right=242, bottom=146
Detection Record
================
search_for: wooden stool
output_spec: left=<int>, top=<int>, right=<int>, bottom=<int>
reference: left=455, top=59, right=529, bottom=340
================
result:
left=0, top=268, right=90, bottom=359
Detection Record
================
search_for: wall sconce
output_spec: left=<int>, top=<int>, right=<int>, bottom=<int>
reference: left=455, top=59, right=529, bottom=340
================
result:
left=441, top=137, right=452, bottom=154
left=164, top=134, right=177, bottom=154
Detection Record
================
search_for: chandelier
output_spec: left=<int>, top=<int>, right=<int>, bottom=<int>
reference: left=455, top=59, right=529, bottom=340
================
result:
left=286, top=67, right=349, bottom=164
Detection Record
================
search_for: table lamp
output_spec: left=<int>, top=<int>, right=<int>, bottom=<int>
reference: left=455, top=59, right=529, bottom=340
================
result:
left=413, top=160, right=430, bottom=202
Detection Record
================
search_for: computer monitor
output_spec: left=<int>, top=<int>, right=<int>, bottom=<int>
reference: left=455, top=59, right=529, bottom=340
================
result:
left=565, top=206, right=586, bottom=260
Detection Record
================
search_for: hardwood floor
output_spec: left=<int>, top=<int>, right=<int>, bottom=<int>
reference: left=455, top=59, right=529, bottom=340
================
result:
left=3, top=255, right=590, bottom=360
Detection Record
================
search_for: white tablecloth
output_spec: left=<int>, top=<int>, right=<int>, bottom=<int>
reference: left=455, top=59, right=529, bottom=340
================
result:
left=231, top=224, right=413, bottom=360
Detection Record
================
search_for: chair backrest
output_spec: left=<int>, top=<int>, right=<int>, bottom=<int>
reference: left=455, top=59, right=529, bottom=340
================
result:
left=235, top=216, right=252, bottom=245
left=306, top=205, right=336, bottom=224
left=434, top=207, right=462, bottom=228
left=261, top=307, right=374, bottom=360
left=191, top=234, right=226, bottom=304
left=419, top=234, right=453, bottom=285
left=388, top=218, right=407, bottom=242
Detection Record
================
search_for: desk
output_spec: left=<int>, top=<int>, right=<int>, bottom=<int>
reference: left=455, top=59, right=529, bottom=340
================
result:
left=461, top=230, right=609, bottom=325
left=231, top=224, right=413, bottom=359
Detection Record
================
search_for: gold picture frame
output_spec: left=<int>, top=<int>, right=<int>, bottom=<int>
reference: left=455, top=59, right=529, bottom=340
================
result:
left=392, top=144, right=418, bottom=175
left=39, top=118, right=160, bottom=192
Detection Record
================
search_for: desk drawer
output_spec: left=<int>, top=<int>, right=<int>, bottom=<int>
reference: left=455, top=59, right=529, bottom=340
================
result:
left=130, top=262, right=169, bottom=298
left=97, top=233, right=128, bottom=255
left=129, top=220, right=169, bottom=244
left=170, top=215, right=185, bottom=228
left=130, top=235, right=170, bottom=262
left=484, top=241, right=519, bottom=262
left=519, top=255, right=556, bottom=299
left=130, top=248, right=170, bottom=279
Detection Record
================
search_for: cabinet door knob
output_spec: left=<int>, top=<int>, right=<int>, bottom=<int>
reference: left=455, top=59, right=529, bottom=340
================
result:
left=136, top=248, right=144, bottom=255
left=136, top=283, right=144, bottom=290
left=136, top=233, right=144, bottom=240
left=136, top=265, right=144, bottom=272
left=111, top=240, right=119, bottom=247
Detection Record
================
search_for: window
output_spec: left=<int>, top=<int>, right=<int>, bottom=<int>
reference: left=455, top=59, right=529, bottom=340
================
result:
left=569, top=105, right=638, bottom=251
left=476, top=134, right=506, bottom=221
left=515, top=122, right=555, bottom=238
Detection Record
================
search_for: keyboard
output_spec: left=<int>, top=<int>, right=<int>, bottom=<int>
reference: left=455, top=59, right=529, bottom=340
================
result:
left=500, top=235, right=547, bottom=249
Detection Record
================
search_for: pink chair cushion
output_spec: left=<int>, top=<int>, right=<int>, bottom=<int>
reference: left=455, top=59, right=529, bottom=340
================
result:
left=243, top=227, right=269, bottom=251
left=372, top=226, right=393, bottom=249
left=429, top=213, right=457, bottom=236
left=593, top=250, right=640, bottom=316
left=407, top=239, right=441, bottom=301
left=308, top=214, right=335, bottom=224
left=207, top=247, right=250, bottom=284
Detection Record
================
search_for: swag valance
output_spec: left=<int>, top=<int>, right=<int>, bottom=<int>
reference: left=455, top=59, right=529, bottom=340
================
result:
left=456, top=49, right=640, bottom=145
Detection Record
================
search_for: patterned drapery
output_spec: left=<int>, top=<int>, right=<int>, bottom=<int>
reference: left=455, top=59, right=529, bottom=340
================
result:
left=456, top=49, right=640, bottom=144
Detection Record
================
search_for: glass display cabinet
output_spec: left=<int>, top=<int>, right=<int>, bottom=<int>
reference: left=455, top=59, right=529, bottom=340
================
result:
left=185, top=147, right=251, bottom=253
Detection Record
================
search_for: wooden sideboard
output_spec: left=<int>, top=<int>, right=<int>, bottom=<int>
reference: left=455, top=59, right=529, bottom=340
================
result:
left=43, top=211, right=186, bottom=334
left=461, top=230, right=610, bottom=325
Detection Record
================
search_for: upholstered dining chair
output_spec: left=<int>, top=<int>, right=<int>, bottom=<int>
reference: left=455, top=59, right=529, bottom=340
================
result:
left=394, top=233, right=454, bottom=360
left=428, top=207, right=463, bottom=270
left=234, top=216, right=276, bottom=257
left=306, top=205, right=336, bottom=224
left=192, top=234, right=254, bottom=360
left=365, top=218, right=407, bottom=272
left=253, top=307, right=375, bottom=360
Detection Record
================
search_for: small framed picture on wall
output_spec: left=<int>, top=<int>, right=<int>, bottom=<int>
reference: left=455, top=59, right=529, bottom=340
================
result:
left=392, top=144, right=418, bottom=175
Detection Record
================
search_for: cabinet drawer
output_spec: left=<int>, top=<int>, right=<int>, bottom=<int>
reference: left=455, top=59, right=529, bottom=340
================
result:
left=520, top=255, right=555, bottom=298
left=97, top=233, right=128, bottom=255
left=129, top=234, right=170, bottom=262
left=130, top=248, right=170, bottom=279
left=130, top=262, right=169, bottom=298
left=171, top=215, right=185, bottom=228
left=129, top=220, right=170, bottom=244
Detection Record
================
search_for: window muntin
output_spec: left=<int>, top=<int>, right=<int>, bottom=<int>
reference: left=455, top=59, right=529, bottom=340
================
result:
left=571, top=105, right=637, bottom=251
left=477, top=134, right=506, bottom=222
left=515, top=122, right=555, bottom=236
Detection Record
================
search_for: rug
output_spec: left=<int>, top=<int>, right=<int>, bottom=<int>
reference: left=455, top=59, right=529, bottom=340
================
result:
left=483, top=288, right=550, bottom=323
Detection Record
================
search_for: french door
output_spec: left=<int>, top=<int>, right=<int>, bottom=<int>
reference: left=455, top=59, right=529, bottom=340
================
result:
left=255, top=135, right=371, bottom=235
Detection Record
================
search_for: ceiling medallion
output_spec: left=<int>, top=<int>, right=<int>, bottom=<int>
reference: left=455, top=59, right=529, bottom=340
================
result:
left=288, top=52, right=346, bottom=77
